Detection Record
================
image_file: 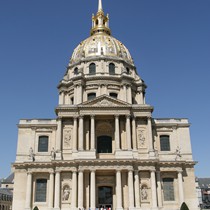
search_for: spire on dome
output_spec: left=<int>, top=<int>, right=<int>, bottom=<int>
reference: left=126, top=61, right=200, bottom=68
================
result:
left=98, top=0, right=103, bottom=13
left=90, top=0, right=111, bottom=36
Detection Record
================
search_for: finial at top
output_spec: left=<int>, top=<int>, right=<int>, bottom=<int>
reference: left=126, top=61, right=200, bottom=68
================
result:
left=98, top=0, right=103, bottom=12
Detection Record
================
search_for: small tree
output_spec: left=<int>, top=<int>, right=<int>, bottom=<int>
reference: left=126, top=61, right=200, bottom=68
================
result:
left=180, top=202, right=189, bottom=210
left=33, top=206, right=39, bottom=210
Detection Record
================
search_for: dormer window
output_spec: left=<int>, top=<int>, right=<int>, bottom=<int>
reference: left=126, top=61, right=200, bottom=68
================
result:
left=89, top=63, right=96, bottom=75
left=88, top=93, right=96, bottom=101
left=109, top=63, right=115, bottom=75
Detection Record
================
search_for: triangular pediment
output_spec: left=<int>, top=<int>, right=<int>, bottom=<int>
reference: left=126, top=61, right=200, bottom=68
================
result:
left=80, top=95, right=130, bottom=107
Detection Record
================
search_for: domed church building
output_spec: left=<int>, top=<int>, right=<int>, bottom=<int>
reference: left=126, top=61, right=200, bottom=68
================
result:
left=12, top=1, right=199, bottom=210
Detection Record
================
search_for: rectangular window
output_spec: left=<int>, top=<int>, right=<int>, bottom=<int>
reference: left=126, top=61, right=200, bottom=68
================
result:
left=35, top=179, right=47, bottom=202
left=38, top=136, right=49, bottom=152
left=160, top=135, right=170, bottom=151
left=163, top=178, right=175, bottom=201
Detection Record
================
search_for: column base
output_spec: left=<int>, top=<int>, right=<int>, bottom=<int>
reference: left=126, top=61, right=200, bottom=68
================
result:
left=129, top=207, right=136, bottom=210
left=151, top=207, right=159, bottom=210
left=24, top=208, right=31, bottom=210
left=53, top=208, right=60, bottom=210
left=115, top=208, right=123, bottom=210
left=55, top=151, right=62, bottom=160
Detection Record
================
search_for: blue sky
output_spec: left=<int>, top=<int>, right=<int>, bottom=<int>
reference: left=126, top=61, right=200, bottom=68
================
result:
left=0, top=0, right=209, bottom=179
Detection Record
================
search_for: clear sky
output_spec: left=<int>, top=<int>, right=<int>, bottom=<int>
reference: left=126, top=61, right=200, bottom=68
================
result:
left=0, top=0, right=209, bottom=179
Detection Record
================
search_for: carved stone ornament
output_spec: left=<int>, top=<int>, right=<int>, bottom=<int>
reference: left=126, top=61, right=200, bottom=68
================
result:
left=63, top=129, right=72, bottom=148
left=97, top=99, right=114, bottom=106
left=138, top=130, right=146, bottom=148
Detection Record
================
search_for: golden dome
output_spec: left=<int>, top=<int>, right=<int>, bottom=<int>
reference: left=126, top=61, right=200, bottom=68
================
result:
left=70, top=34, right=134, bottom=65
left=69, top=0, right=134, bottom=65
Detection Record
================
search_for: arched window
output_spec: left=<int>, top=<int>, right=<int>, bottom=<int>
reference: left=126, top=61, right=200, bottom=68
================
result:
left=74, top=67, right=78, bottom=75
left=88, top=93, right=96, bottom=101
left=35, top=179, right=47, bottom=202
left=162, top=178, right=175, bottom=201
left=109, top=63, right=115, bottom=75
left=97, top=136, right=112, bottom=153
left=89, top=63, right=96, bottom=75
left=160, top=135, right=170, bottom=151
left=109, top=92, right=118, bottom=99
left=38, top=136, right=49, bottom=152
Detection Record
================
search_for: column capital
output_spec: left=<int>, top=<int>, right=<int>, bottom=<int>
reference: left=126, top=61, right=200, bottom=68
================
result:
left=115, top=114, right=120, bottom=118
left=126, top=114, right=131, bottom=119
left=90, top=114, right=95, bottom=119
left=147, top=116, right=152, bottom=121
left=177, top=170, right=183, bottom=174
left=73, top=116, right=78, bottom=120
left=79, top=115, right=84, bottom=119
left=27, top=171, right=32, bottom=175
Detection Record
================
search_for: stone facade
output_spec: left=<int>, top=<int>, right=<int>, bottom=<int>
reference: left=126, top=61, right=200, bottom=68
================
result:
left=12, top=1, right=199, bottom=210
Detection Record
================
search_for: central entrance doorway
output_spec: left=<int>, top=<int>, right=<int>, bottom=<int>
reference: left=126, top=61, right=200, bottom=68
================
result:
left=98, top=186, right=113, bottom=210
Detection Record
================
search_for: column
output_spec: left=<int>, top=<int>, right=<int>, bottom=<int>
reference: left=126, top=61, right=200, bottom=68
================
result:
left=74, top=85, right=77, bottom=104
left=48, top=172, right=54, bottom=209
left=127, top=85, right=132, bottom=104
left=126, top=115, right=132, bottom=150
left=73, top=117, right=78, bottom=151
left=85, top=119, right=90, bottom=150
left=54, top=171, right=61, bottom=209
left=147, top=117, right=154, bottom=152
left=128, top=170, right=134, bottom=209
left=150, top=170, right=158, bottom=208
left=85, top=172, right=90, bottom=209
left=56, top=118, right=62, bottom=152
left=116, top=170, right=123, bottom=210
left=90, top=170, right=96, bottom=210
left=78, top=84, right=83, bottom=104
left=90, top=115, right=95, bottom=150
left=25, top=172, right=32, bottom=209
left=134, top=171, right=140, bottom=208
left=123, top=85, right=127, bottom=102
left=78, top=170, right=84, bottom=209
left=178, top=171, right=184, bottom=205
left=59, top=92, right=64, bottom=105
left=79, top=116, right=84, bottom=151
left=71, top=171, right=77, bottom=209
left=115, top=115, right=120, bottom=150
left=132, top=117, right=137, bottom=150
left=156, top=171, right=163, bottom=208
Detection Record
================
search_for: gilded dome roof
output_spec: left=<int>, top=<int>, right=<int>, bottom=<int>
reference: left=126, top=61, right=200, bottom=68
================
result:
left=69, top=0, right=134, bottom=66
left=70, top=34, right=134, bottom=65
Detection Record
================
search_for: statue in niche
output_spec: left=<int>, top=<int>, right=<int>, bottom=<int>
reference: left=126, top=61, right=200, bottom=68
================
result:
left=64, top=130, right=71, bottom=147
left=141, top=186, right=148, bottom=200
left=62, top=186, right=70, bottom=201
left=29, top=147, right=35, bottom=161
left=138, top=130, right=145, bottom=147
